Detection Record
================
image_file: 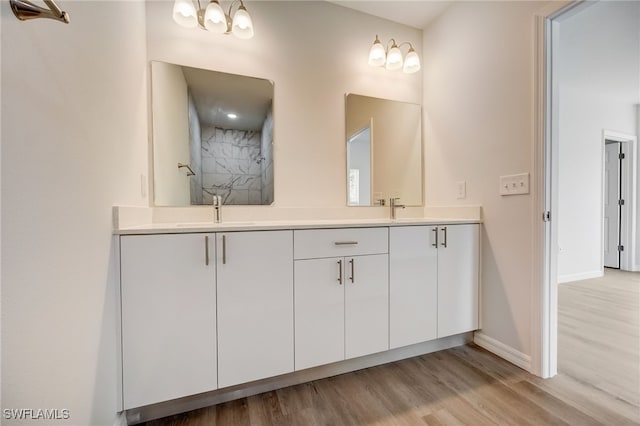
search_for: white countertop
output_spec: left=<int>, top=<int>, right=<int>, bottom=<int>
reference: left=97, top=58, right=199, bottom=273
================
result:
left=115, top=217, right=481, bottom=235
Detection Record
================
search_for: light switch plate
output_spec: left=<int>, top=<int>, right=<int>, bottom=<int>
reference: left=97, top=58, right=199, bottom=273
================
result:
left=500, top=173, right=529, bottom=196
left=456, top=181, right=466, bottom=199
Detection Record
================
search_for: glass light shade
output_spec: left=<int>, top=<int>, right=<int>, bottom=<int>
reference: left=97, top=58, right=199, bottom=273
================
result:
left=385, top=46, right=403, bottom=71
left=368, top=40, right=386, bottom=67
left=403, top=49, right=421, bottom=74
left=231, top=6, right=254, bottom=39
left=204, top=1, right=227, bottom=33
left=172, top=0, right=198, bottom=28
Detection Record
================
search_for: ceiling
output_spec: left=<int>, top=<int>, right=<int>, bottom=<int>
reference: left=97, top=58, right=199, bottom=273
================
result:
left=327, top=1, right=452, bottom=29
left=182, top=66, right=273, bottom=131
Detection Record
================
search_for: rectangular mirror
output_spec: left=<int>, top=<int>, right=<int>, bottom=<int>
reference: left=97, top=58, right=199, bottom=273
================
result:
left=151, top=61, right=274, bottom=206
left=345, top=94, right=423, bottom=207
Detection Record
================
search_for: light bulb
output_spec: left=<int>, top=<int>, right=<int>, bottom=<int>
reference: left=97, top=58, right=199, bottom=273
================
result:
left=231, top=5, right=254, bottom=39
left=204, top=1, right=227, bottom=33
left=172, top=0, right=198, bottom=28
left=385, top=45, right=403, bottom=71
left=368, top=36, right=386, bottom=67
left=403, top=48, right=421, bottom=74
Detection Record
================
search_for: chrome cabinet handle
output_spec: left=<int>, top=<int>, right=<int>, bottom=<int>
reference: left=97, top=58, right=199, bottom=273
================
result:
left=337, top=259, right=343, bottom=285
left=432, top=227, right=438, bottom=248
left=441, top=226, right=448, bottom=248
left=205, top=235, right=209, bottom=266
left=349, top=258, right=355, bottom=283
left=334, top=241, right=358, bottom=246
left=222, top=235, right=226, bottom=264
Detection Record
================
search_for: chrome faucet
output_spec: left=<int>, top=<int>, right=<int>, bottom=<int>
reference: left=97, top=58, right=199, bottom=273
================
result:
left=212, top=195, right=222, bottom=223
left=390, top=197, right=405, bottom=220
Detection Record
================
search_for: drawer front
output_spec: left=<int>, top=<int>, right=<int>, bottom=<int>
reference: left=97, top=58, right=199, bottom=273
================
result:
left=294, top=228, right=388, bottom=259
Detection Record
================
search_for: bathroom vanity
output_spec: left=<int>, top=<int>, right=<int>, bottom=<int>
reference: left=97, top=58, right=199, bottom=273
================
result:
left=116, top=218, right=480, bottom=422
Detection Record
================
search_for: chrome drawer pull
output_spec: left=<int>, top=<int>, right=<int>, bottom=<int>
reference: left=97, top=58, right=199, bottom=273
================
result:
left=222, top=235, right=227, bottom=264
left=334, top=241, right=358, bottom=246
left=205, top=236, right=209, bottom=266
left=349, top=258, right=355, bottom=283
left=441, top=226, right=448, bottom=248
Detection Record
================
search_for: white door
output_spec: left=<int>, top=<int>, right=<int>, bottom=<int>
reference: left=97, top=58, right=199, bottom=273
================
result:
left=389, top=226, right=438, bottom=349
left=216, top=231, right=294, bottom=388
left=437, top=224, right=480, bottom=338
left=345, top=254, right=389, bottom=359
left=604, top=142, right=621, bottom=268
left=120, top=233, right=217, bottom=409
left=294, top=257, right=345, bottom=370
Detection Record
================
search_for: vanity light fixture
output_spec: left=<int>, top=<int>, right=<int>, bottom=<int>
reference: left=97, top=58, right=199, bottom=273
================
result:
left=172, top=0, right=254, bottom=39
left=368, top=35, right=421, bottom=74
left=227, top=113, right=238, bottom=119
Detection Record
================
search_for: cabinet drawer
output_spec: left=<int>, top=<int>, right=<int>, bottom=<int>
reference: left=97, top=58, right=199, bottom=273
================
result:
left=294, top=228, right=388, bottom=259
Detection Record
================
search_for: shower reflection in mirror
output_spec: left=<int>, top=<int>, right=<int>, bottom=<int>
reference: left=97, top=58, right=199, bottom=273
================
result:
left=151, top=61, right=274, bottom=206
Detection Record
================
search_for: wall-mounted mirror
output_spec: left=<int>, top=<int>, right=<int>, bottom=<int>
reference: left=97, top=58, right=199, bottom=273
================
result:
left=345, top=94, right=423, bottom=207
left=151, top=61, right=274, bottom=206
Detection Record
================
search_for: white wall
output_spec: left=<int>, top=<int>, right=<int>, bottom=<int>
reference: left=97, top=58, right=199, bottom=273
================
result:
left=1, top=2, right=148, bottom=425
left=145, top=0, right=423, bottom=208
left=2, top=1, right=423, bottom=423
left=151, top=61, right=191, bottom=206
left=557, top=1, right=640, bottom=280
left=422, top=1, right=551, bottom=357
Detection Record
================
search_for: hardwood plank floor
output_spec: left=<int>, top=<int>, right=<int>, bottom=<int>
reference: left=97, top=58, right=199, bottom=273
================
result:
left=144, top=270, right=640, bottom=425
left=558, top=269, right=640, bottom=410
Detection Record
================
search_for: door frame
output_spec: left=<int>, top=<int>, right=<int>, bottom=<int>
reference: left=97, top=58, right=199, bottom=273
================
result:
left=602, top=130, right=637, bottom=271
left=532, top=0, right=639, bottom=379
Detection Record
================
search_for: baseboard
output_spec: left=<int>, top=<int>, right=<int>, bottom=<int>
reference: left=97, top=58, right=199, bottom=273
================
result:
left=632, top=264, right=640, bottom=272
left=557, top=269, right=603, bottom=284
left=113, top=412, right=127, bottom=426
left=473, top=332, right=532, bottom=372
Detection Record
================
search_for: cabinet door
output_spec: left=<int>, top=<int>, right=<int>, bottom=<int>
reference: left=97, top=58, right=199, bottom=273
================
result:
left=437, top=224, right=480, bottom=338
left=294, top=257, right=345, bottom=370
left=389, top=226, right=438, bottom=349
left=120, top=233, right=216, bottom=409
left=345, top=254, right=389, bottom=359
left=217, top=230, right=294, bottom=388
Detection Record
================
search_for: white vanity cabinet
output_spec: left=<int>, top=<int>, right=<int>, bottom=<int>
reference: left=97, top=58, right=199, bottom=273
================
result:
left=389, top=226, right=438, bottom=349
left=436, top=224, right=480, bottom=338
left=216, top=230, right=294, bottom=388
left=389, top=224, right=479, bottom=347
left=120, top=233, right=217, bottom=409
left=293, top=228, right=389, bottom=370
left=117, top=220, right=480, bottom=413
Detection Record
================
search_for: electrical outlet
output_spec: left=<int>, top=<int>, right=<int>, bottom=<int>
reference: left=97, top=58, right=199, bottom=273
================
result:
left=456, top=181, right=466, bottom=199
left=499, top=173, right=529, bottom=196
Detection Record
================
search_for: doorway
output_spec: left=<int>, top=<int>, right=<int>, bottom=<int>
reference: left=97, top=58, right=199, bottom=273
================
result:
left=602, top=131, right=637, bottom=272
left=534, top=0, right=640, bottom=379
left=604, top=140, right=622, bottom=269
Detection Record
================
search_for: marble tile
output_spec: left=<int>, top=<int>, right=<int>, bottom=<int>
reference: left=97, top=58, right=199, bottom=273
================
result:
left=249, top=190, right=262, bottom=205
left=202, top=172, right=234, bottom=189
left=248, top=160, right=261, bottom=176
left=231, top=174, right=261, bottom=190
left=226, top=189, right=249, bottom=204
left=198, top=124, right=271, bottom=205
left=201, top=158, right=216, bottom=173
left=248, top=176, right=262, bottom=190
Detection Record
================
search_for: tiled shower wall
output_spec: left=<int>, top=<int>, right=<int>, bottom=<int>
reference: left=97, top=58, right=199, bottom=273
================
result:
left=260, top=105, right=274, bottom=205
left=201, top=126, right=264, bottom=205
left=188, top=92, right=203, bottom=204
